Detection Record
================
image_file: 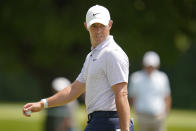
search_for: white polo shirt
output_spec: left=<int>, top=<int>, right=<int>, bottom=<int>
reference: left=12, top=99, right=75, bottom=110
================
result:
left=77, top=35, right=129, bottom=114
left=128, top=70, right=171, bottom=115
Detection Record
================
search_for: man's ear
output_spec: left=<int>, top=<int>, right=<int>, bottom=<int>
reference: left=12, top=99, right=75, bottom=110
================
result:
left=108, top=20, right=113, bottom=29
left=84, top=22, right=88, bottom=30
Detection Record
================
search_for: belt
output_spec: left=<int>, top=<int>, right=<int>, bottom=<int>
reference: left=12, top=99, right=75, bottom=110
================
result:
left=88, top=111, right=118, bottom=122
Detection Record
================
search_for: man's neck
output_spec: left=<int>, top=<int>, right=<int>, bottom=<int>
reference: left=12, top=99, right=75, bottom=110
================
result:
left=91, top=34, right=111, bottom=49
left=91, top=37, right=107, bottom=49
left=91, top=41, right=100, bottom=49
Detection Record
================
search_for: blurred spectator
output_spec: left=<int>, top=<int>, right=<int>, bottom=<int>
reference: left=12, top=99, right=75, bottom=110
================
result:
left=45, top=77, right=79, bottom=131
left=128, top=51, right=172, bottom=131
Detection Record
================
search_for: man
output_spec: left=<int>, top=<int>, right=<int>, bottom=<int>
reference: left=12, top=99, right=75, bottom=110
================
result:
left=128, top=51, right=172, bottom=131
left=23, top=5, right=134, bottom=131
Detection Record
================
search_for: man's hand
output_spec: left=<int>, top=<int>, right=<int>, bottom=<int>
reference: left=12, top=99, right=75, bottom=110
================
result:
left=22, top=101, right=44, bottom=117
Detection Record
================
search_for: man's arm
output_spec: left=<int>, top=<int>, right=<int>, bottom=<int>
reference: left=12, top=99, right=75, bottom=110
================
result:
left=165, top=95, right=172, bottom=114
left=128, top=97, right=135, bottom=110
left=23, top=80, right=85, bottom=117
left=113, top=82, right=130, bottom=131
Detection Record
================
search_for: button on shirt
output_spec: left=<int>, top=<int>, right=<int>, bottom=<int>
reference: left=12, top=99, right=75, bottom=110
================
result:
left=128, top=70, right=170, bottom=115
left=77, top=35, right=129, bottom=114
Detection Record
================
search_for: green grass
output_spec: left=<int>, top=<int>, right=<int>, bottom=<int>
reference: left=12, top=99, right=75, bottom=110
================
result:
left=0, top=103, right=45, bottom=131
left=0, top=103, right=196, bottom=131
left=130, top=109, right=196, bottom=131
left=167, top=110, right=196, bottom=131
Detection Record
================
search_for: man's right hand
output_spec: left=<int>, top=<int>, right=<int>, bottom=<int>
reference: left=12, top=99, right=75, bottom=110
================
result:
left=22, top=101, right=44, bottom=117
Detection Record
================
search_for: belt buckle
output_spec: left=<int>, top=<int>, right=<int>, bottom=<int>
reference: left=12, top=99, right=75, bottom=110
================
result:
left=88, top=113, right=92, bottom=123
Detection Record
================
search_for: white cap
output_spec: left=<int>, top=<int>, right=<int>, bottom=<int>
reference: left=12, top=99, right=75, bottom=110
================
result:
left=143, top=51, right=160, bottom=67
left=52, top=77, right=71, bottom=92
left=86, top=5, right=111, bottom=28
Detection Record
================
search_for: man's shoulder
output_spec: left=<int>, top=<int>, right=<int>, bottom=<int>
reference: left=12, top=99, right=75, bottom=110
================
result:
left=131, top=70, right=144, bottom=77
left=105, top=43, right=128, bottom=59
left=155, top=70, right=168, bottom=78
left=104, top=49, right=129, bottom=65
left=129, top=72, right=144, bottom=90
left=85, top=52, right=92, bottom=59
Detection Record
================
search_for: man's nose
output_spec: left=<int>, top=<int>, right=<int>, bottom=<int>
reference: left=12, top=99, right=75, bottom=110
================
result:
left=96, top=27, right=102, bottom=33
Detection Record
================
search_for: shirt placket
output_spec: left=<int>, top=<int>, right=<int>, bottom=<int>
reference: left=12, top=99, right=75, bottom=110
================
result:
left=85, top=49, right=96, bottom=81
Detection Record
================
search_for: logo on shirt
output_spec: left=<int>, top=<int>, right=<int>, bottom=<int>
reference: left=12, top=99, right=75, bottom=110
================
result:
left=93, top=59, right=97, bottom=61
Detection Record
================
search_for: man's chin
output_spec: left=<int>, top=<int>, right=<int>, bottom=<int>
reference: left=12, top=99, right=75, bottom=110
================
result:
left=95, top=38, right=105, bottom=44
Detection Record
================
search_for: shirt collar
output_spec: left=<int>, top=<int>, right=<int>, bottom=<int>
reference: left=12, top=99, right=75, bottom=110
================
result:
left=91, top=35, right=114, bottom=51
left=143, top=69, right=158, bottom=77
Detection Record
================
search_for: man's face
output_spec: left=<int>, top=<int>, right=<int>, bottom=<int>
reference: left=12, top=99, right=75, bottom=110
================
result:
left=88, top=22, right=111, bottom=45
left=144, top=66, right=157, bottom=74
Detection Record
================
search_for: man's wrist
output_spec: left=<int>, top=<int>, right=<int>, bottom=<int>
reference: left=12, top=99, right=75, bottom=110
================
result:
left=41, top=98, right=48, bottom=108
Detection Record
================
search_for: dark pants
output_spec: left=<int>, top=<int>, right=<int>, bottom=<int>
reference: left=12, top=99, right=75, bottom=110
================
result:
left=84, top=111, right=134, bottom=131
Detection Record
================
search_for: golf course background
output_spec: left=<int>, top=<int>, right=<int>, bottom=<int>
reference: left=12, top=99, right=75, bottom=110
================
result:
left=1, top=0, right=196, bottom=131
left=0, top=103, right=196, bottom=131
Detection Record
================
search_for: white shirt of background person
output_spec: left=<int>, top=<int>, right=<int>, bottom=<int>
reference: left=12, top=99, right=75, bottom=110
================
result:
left=128, top=51, right=171, bottom=116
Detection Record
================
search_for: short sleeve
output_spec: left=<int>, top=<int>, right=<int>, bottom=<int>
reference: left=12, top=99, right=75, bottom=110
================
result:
left=105, top=51, right=129, bottom=86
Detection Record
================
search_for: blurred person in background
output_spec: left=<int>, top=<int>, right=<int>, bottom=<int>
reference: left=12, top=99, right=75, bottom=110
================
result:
left=128, top=51, right=172, bottom=131
left=46, top=77, right=79, bottom=131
